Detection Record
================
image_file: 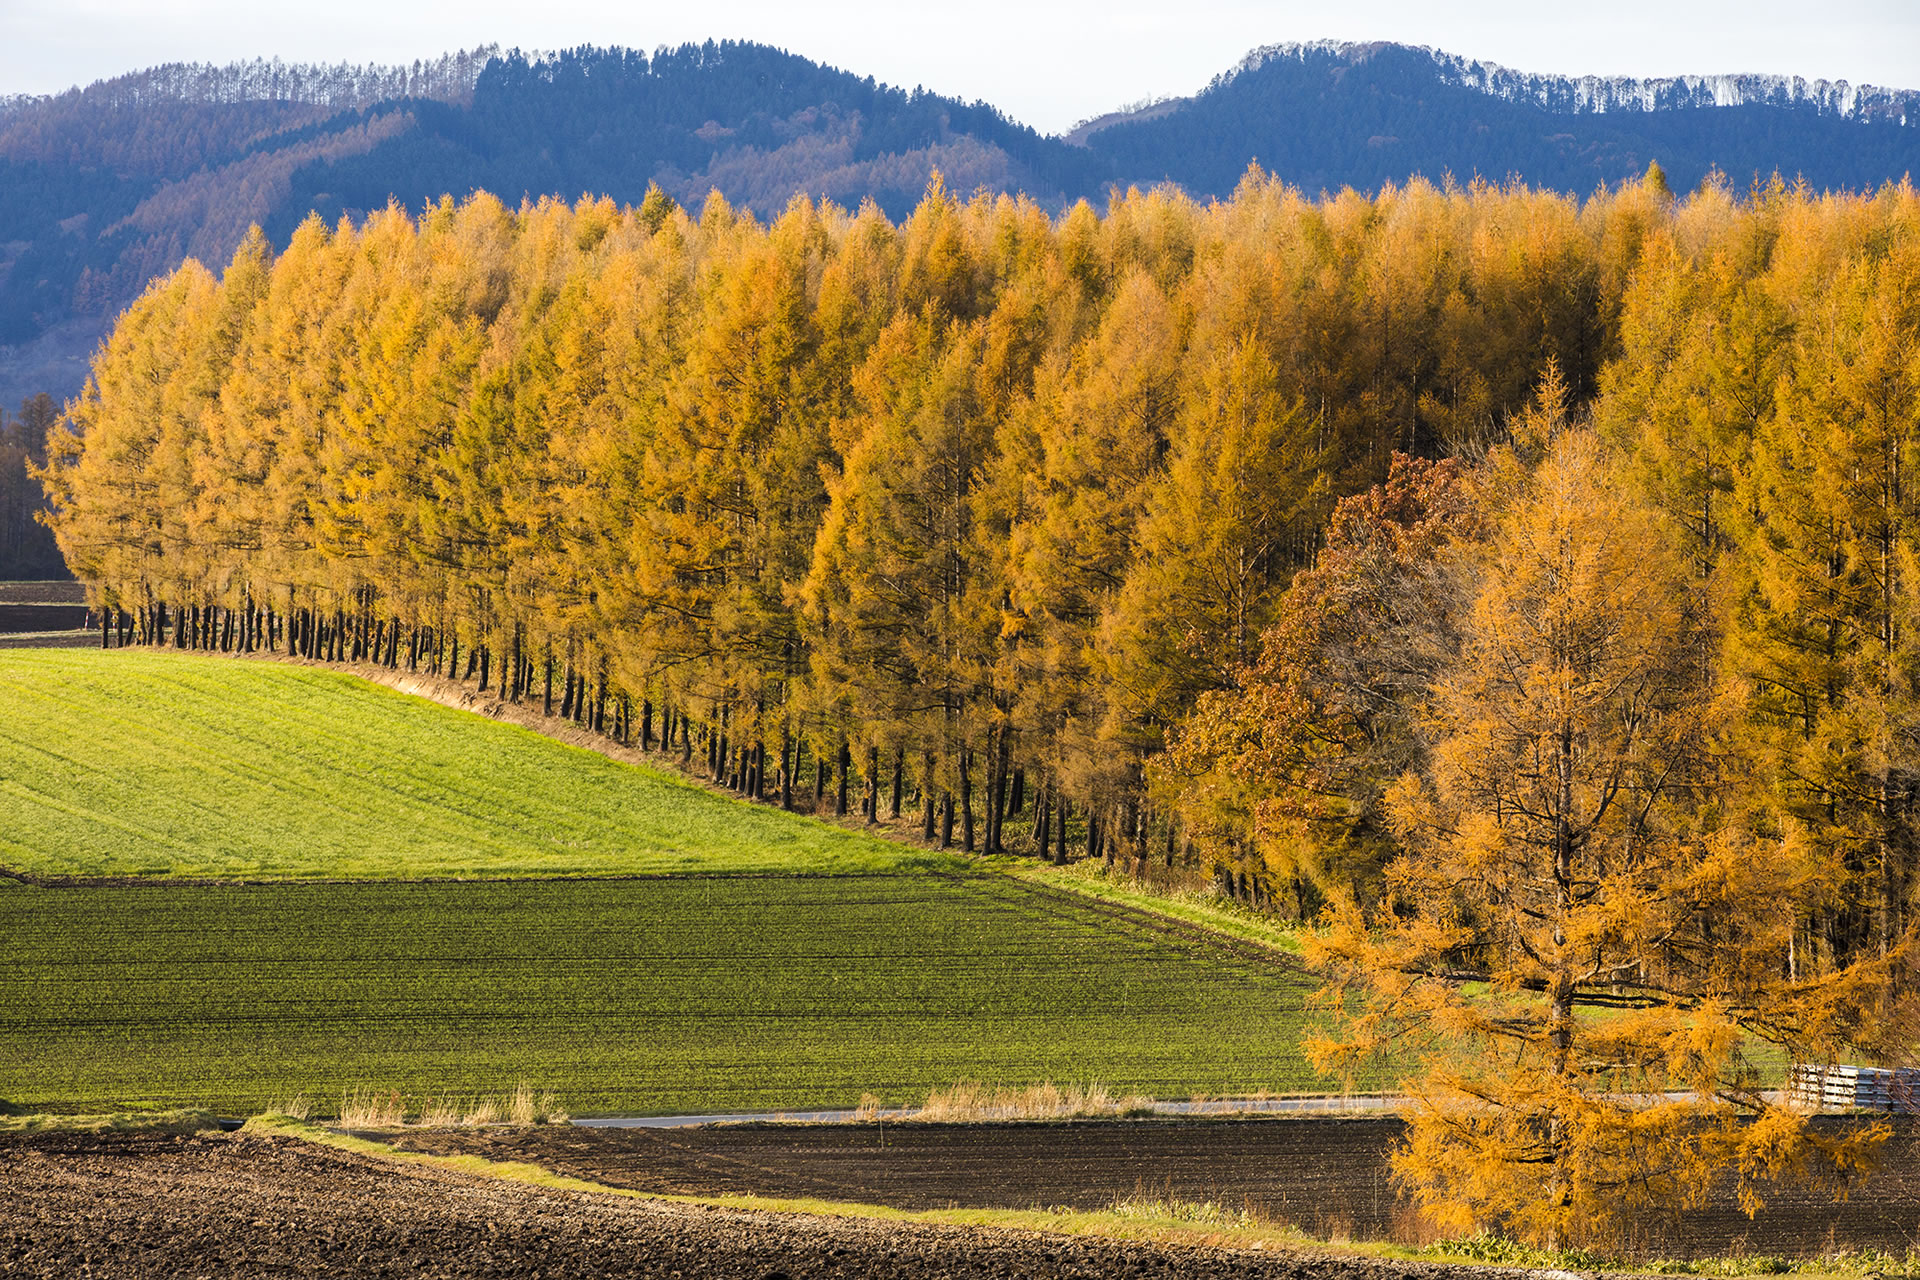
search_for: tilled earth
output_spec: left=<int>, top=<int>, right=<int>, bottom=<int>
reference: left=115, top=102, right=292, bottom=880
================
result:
left=392, top=1118, right=1404, bottom=1240
left=390, top=1117, right=1920, bottom=1259
left=6, top=1127, right=1528, bottom=1280
left=10, top=1119, right=1920, bottom=1277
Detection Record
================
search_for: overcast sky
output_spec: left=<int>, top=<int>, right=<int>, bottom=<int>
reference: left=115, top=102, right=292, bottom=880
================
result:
left=4, top=0, right=1917, bottom=135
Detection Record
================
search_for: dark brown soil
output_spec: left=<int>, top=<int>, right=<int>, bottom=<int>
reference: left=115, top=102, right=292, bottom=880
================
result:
left=0, top=581, right=82, bottom=605
left=392, top=1118, right=1401, bottom=1240
left=0, top=603, right=86, bottom=632
left=0, top=630, right=92, bottom=648
left=391, top=1116, right=1920, bottom=1259
left=0, top=1127, right=1539, bottom=1280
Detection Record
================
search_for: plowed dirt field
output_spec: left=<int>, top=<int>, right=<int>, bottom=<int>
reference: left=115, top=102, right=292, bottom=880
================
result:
left=1, top=1127, right=1527, bottom=1280
left=389, top=1116, right=1920, bottom=1259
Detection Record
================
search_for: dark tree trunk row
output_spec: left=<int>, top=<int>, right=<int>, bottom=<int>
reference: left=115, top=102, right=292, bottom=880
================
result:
left=105, top=596, right=1195, bottom=870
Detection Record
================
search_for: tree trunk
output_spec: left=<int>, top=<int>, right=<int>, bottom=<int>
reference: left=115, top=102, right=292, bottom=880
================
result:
left=865, top=744, right=880, bottom=824
left=780, top=724, right=795, bottom=811
left=989, top=729, right=1012, bottom=855
left=922, top=751, right=937, bottom=840
left=835, top=738, right=851, bottom=817
left=890, top=746, right=905, bottom=820
left=1546, top=711, right=1577, bottom=1211
left=960, top=749, right=975, bottom=853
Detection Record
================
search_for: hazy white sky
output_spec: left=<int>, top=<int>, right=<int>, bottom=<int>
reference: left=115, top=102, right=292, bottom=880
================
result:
left=3, top=0, right=1917, bottom=135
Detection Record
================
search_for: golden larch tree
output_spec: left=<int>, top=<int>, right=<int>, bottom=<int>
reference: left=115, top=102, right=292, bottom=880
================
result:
left=1308, top=428, right=1912, bottom=1247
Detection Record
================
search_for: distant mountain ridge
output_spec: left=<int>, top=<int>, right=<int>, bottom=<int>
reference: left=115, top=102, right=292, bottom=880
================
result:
left=1082, top=41, right=1918, bottom=206
left=1, top=38, right=1915, bottom=408
left=0, top=48, right=495, bottom=118
left=1224, top=40, right=1920, bottom=123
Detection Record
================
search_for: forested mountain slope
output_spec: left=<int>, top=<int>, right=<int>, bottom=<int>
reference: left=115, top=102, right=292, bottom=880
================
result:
left=2, top=38, right=1915, bottom=411
left=0, top=41, right=1085, bottom=407
left=1083, top=41, right=1920, bottom=200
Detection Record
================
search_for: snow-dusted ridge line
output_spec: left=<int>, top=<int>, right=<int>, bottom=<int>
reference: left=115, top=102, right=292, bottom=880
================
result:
left=0, top=46, right=502, bottom=118
left=1227, top=40, right=1919, bottom=126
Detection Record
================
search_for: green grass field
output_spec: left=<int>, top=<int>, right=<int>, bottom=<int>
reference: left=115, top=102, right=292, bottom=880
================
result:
left=0, top=648, right=1341, bottom=1115
left=0, top=873, right=1335, bottom=1115
left=0, top=649, right=941, bottom=878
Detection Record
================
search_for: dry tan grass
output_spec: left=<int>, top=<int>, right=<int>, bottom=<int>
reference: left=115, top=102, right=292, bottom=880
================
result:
left=913, top=1081, right=1154, bottom=1122
left=338, top=1086, right=407, bottom=1128
left=1110, top=1193, right=1255, bottom=1229
left=507, top=1082, right=565, bottom=1125
left=414, top=1097, right=467, bottom=1128
left=1390, top=1201, right=1447, bottom=1248
left=333, top=1084, right=567, bottom=1129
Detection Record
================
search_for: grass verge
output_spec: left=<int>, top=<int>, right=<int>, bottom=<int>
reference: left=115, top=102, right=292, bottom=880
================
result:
left=0, top=1107, right=223, bottom=1134
left=1409, top=1232, right=1920, bottom=1279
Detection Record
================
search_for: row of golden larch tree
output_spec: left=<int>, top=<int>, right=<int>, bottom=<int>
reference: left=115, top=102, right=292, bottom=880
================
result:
left=39, top=165, right=1920, bottom=1241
